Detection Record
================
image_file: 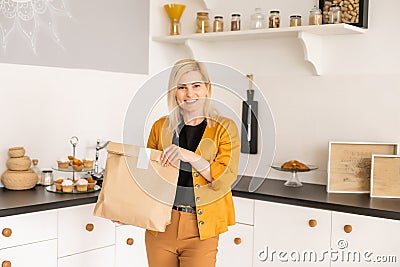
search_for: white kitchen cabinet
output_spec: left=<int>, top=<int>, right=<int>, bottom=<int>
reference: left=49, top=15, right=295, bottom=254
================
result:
left=58, top=203, right=115, bottom=257
left=58, top=245, right=115, bottom=267
left=233, top=196, right=254, bottom=225
left=253, top=200, right=331, bottom=266
left=0, top=239, right=57, bottom=267
left=0, top=209, right=57, bottom=250
left=115, top=225, right=148, bottom=267
left=216, top=197, right=254, bottom=267
left=217, top=223, right=254, bottom=267
left=331, top=211, right=400, bottom=266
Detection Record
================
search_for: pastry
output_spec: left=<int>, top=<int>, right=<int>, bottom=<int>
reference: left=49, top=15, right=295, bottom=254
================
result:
left=73, top=164, right=84, bottom=171
left=281, top=160, right=309, bottom=171
left=57, top=159, right=69, bottom=169
left=76, top=178, right=88, bottom=192
left=55, top=178, right=63, bottom=191
left=73, top=159, right=83, bottom=166
left=68, top=155, right=74, bottom=166
left=83, top=159, right=94, bottom=169
left=87, top=177, right=97, bottom=190
left=61, top=179, right=74, bottom=192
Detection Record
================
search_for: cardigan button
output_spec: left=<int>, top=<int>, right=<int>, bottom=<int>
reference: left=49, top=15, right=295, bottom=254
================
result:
left=195, top=184, right=200, bottom=189
left=195, top=197, right=201, bottom=202
left=194, top=172, right=199, bottom=177
left=198, top=209, right=203, bottom=215
left=199, top=221, right=204, bottom=226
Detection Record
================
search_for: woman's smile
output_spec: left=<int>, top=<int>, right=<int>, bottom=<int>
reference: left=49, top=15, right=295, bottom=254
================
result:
left=184, top=99, right=198, bottom=103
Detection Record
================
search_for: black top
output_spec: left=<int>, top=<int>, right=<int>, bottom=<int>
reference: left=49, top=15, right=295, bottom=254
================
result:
left=173, top=119, right=207, bottom=207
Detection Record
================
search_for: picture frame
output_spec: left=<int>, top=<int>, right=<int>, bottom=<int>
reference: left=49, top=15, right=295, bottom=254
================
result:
left=370, top=155, right=400, bottom=198
left=327, top=142, right=399, bottom=193
left=319, top=0, right=369, bottom=28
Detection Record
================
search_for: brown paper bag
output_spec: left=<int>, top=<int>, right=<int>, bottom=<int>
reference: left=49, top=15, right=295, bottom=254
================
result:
left=93, top=142, right=179, bottom=231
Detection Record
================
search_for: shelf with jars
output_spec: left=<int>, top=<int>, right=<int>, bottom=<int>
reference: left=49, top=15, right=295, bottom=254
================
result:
left=152, top=23, right=366, bottom=75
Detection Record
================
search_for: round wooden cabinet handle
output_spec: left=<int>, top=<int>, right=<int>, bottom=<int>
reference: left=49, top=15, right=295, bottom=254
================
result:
left=85, top=223, right=94, bottom=232
left=126, top=238, right=134, bottom=246
left=234, top=237, right=242, bottom=245
left=2, top=260, right=11, bottom=267
left=308, top=219, right=318, bottom=228
left=2, top=228, right=12, bottom=237
left=344, top=224, right=353, bottom=233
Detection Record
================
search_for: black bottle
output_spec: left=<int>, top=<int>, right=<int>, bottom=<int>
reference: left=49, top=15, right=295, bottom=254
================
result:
left=241, top=74, right=258, bottom=154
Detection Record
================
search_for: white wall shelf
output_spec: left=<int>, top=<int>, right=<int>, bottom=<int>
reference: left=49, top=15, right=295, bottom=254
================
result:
left=152, top=24, right=366, bottom=75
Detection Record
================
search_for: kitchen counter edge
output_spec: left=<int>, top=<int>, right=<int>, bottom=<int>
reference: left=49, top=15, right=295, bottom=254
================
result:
left=2, top=176, right=400, bottom=220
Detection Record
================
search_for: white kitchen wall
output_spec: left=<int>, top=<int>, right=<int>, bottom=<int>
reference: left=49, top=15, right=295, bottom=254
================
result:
left=1, top=0, right=399, bottom=187
left=150, top=0, right=400, bottom=184
left=0, top=64, right=147, bottom=184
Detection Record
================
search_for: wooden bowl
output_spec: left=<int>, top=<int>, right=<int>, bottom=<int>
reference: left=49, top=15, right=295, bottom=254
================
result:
left=8, top=147, right=26, bottom=158
left=1, top=170, right=38, bottom=190
left=6, top=156, right=31, bottom=171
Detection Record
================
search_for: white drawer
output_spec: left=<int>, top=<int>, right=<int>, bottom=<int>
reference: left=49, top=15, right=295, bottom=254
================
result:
left=0, top=239, right=57, bottom=267
left=217, top=223, right=254, bottom=267
left=0, top=210, right=57, bottom=249
left=233, top=196, right=254, bottom=225
left=58, top=203, right=115, bottom=257
left=58, top=245, right=115, bottom=267
left=115, top=225, right=148, bottom=267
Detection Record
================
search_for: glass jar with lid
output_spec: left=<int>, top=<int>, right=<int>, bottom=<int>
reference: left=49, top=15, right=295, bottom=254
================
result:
left=309, top=5, right=323, bottom=25
left=213, top=16, right=224, bottom=32
left=250, top=8, right=266, bottom=29
left=289, top=15, right=302, bottom=27
left=196, top=11, right=210, bottom=33
left=328, top=4, right=341, bottom=24
left=231, top=13, right=241, bottom=31
left=41, top=170, right=54, bottom=186
left=269, top=10, right=280, bottom=28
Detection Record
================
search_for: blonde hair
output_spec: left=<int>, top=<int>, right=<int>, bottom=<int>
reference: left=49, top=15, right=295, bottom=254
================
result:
left=166, top=59, right=219, bottom=134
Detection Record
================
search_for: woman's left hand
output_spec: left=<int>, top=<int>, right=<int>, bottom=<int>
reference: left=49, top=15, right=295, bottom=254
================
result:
left=160, top=144, right=199, bottom=168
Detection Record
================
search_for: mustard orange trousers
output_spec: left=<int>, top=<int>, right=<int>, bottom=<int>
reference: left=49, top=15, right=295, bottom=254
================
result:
left=145, top=209, right=219, bottom=267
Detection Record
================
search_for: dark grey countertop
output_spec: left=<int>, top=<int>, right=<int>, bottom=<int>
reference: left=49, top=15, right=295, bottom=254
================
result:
left=2, top=176, right=400, bottom=220
left=233, top=176, right=400, bottom=220
left=0, top=186, right=98, bottom=217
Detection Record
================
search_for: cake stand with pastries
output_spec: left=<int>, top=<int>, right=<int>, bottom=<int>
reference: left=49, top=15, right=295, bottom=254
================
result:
left=48, top=136, right=99, bottom=194
left=272, top=160, right=318, bottom=187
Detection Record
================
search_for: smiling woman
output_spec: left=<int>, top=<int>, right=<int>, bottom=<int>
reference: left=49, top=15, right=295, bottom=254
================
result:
left=144, top=59, right=241, bottom=267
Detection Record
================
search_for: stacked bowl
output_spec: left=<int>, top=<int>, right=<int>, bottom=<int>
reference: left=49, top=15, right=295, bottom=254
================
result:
left=1, top=147, right=38, bottom=190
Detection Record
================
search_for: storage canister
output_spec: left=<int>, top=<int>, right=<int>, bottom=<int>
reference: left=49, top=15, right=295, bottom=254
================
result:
left=269, top=10, right=280, bottom=28
left=290, top=15, right=302, bottom=27
left=328, top=4, right=341, bottom=24
left=309, top=5, right=323, bottom=25
left=213, top=15, right=224, bottom=32
left=231, top=13, right=241, bottom=31
left=250, top=8, right=266, bottom=29
left=196, top=11, right=210, bottom=33
left=41, top=170, right=54, bottom=186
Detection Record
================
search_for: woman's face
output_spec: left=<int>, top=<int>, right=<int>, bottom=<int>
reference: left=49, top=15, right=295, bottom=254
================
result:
left=176, top=71, right=209, bottom=113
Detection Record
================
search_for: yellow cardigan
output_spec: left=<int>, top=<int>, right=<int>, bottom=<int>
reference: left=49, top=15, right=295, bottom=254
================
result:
left=147, top=116, right=240, bottom=240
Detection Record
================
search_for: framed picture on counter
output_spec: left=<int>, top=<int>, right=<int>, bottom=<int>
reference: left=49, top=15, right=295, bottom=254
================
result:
left=371, top=155, right=400, bottom=198
left=327, top=142, right=399, bottom=193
